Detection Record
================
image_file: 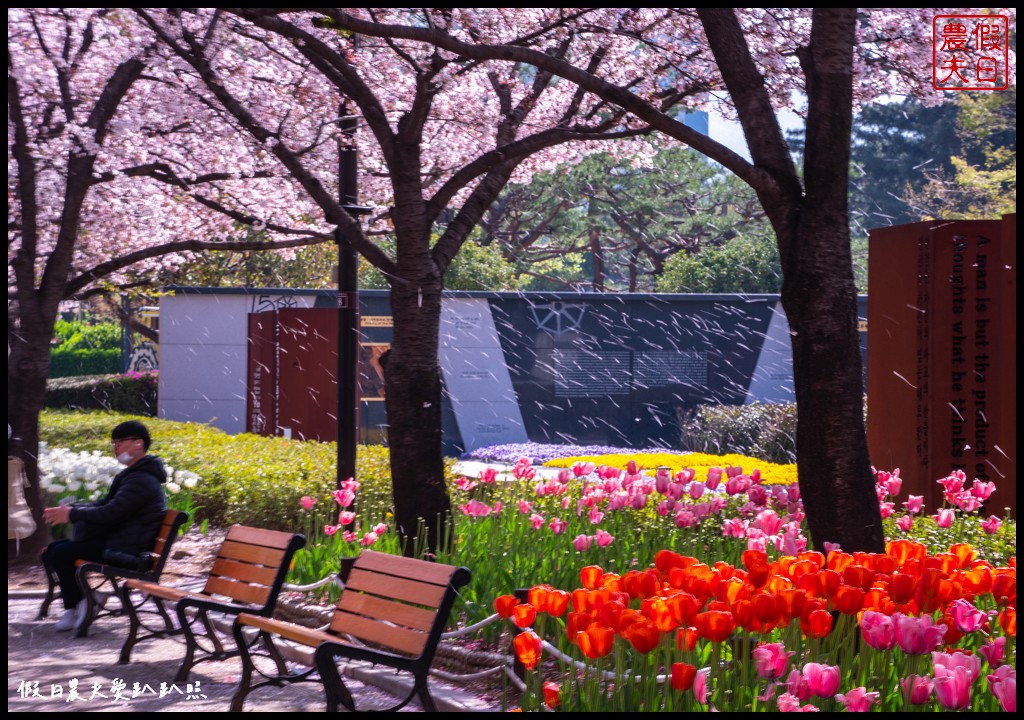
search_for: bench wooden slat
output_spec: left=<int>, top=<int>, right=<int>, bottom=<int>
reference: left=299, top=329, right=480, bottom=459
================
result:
left=202, top=576, right=272, bottom=606
left=223, top=524, right=297, bottom=548
left=215, top=540, right=288, bottom=567
left=208, top=557, right=282, bottom=587
left=328, top=611, right=429, bottom=657
left=333, top=593, right=438, bottom=633
left=345, top=568, right=449, bottom=607
left=352, top=550, right=460, bottom=585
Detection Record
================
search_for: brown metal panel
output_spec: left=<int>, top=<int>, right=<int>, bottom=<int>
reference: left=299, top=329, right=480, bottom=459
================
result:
left=246, top=312, right=278, bottom=436
left=868, top=217, right=1015, bottom=518
left=277, top=308, right=339, bottom=442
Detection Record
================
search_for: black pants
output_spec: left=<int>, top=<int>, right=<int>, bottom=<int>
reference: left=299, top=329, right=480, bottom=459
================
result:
left=41, top=539, right=106, bottom=610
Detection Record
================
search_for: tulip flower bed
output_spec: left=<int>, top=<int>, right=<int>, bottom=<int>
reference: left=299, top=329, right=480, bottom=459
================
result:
left=500, top=542, right=1015, bottom=712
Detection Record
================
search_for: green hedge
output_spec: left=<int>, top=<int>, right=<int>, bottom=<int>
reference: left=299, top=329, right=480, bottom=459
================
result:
left=49, top=348, right=122, bottom=378
left=39, top=409, right=399, bottom=532
left=44, top=373, right=158, bottom=417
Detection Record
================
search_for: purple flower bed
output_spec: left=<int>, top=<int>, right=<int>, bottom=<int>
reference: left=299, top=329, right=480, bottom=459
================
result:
left=462, top=442, right=690, bottom=465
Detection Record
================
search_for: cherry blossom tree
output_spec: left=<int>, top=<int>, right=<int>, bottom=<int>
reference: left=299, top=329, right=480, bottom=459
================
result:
left=8, top=8, right=340, bottom=560
left=240, top=7, right=1017, bottom=553
left=132, top=8, right=683, bottom=556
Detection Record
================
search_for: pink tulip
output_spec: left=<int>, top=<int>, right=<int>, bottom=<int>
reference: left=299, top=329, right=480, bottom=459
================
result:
left=878, top=501, right=895, bottom=518
left=777, top=692, right=820, bottom=712
left=674, top=509, right=698, bottom=529
left=722, top=518, right=748, bottom=538
left=479, top=466, right=499, bottom=483
left=752, top=642, right=794, bottom=680
left=938, top=469, right=967, bottom=493
left=932, top=666, right=973, bottom=710
left=978, top=637, right=1006, bottom=667
left=859, top=611, right=896, bottom=650
left=529, top=513, right=545, bottom=530
left=656, top=499, right=674, bottom=516
left=981, top=515, right=1002, bottom=535
left=455, top=476, right=479, bottom=491
left=331, top=488, right=355, bottom=508
left=836, top=687, right=879, bottom=712
left=572, top=534, right=593, bottom=552
left=595, top=529, right=615, bottom=547
left=934, top=508, right=955, bottom=528
left=323, top=524, right=339, bottom=535
left=893, top=613, right=947, bottom=655
left=785, top=669, right=812, bottom=702
left=903, top=495, right=924, bottom=514
left=801, top=663, right=841, bottom=699
left=970, top=478, right=996, bottom=500
left=629, top=492, right=649, bottom=510
left=373, top=523, right=387, bottom=535
left=572, top=461, right=596, bottom=477
left=548, top=517, right=567, bottom=535
left=901, top=674, right=933, bottom=705
left=300, top=495, right=317, bottom=510
left=885, top=474, right=903, bottom=497
left=338, top=510, right=356, bottom=525
left=705, top=467, right=722, bottom=487
left=932, top=650, right=981, bottom=684
left=342, top=530, right=357, bottom=542
left=360, top=531, right=378, bottom=546
left=987, top=665, right=1016, bottom=712
left=459, top=499, right=492, bottom=517
left=757, top=508, right=783, bottom=535
left=588, top=507, right=604, bottom=525
left=896, top=514, right=914, bottom=532
left=823, top=542, right=842, bottom=557
left=949, top=598, right=989, bottom=634
left=688, top=481, right=706, bottom=500
left=694, top=667, right=710, bottom=705
left=747, top=484, right=769, bottom=506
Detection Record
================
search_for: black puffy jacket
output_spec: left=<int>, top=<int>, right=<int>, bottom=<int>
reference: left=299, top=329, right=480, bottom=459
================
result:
left=69, top=454, right=168, bottom=556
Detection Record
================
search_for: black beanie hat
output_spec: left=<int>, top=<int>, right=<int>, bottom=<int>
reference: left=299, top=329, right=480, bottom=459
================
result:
left=111, top=420, right=151, bottom=451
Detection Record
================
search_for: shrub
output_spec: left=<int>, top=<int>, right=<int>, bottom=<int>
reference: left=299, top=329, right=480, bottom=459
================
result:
left=39, top=410, right=396, bottom=532
left=680, top=402, right=797, bottom=464
left=44, top=372, right=158, bottom=416
left=50, top=319, right=123, bottom=378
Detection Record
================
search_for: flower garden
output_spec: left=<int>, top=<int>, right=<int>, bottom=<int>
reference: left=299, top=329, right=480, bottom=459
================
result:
left=36, top=429, right=1016, bottom=712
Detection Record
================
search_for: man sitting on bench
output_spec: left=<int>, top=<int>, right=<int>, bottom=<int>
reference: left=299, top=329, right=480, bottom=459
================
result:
left=41, top=420, right=168, bottom=633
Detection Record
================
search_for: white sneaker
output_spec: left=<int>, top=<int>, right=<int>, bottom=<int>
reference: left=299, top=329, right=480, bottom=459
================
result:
left=55, top=608, right=78, bottom=632
left=73, top=598, right=90, bottom=630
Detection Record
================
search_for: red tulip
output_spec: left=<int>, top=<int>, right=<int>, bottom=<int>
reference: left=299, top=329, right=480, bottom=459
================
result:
left=622, top=618, right=662, bottom=654
left=513, top=630, right=543, bottom=669
left=577, top=625, right=615, bottom=659
left=512, top=603, right=538, bottom=628
left=695, top=610, right=735, bottom=643
left=542, top=681, right=561, bottom=709
left=670, top=662, right=697, bottom=692
left=580, top=565, right=604, bottom=590
left=494, top=594, right=520, bottom=619
left=676, top=625, right=698, bottom=652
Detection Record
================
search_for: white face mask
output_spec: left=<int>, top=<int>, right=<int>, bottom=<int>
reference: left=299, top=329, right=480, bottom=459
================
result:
left=116, top=451, right=134, bottom=465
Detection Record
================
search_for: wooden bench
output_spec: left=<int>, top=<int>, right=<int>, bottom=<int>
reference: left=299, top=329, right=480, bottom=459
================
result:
left=118, top=524, right=306, bottom=683
left=37, top=509, right=190, bottom=639
left=229, top=549, right=471, bottom=712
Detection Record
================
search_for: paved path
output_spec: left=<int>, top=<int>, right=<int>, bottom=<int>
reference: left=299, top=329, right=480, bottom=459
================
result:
left=8, top=591, right=498, bottom=713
